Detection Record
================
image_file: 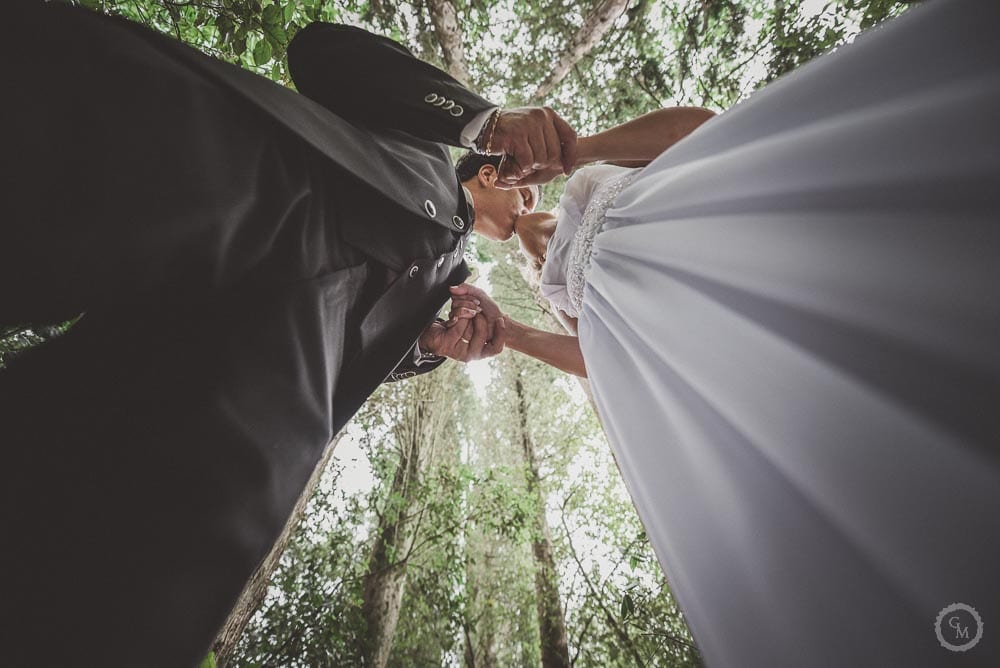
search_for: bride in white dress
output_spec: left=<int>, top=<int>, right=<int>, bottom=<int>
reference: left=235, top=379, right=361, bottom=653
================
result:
left=453, top=0, right=1000, bottom=665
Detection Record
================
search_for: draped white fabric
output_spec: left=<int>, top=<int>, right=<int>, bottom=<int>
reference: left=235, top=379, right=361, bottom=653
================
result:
left=577, top=1, right=1000, bottom=665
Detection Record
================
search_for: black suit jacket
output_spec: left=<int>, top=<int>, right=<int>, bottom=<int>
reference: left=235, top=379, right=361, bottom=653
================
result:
left=0, top=3, right=492, bottom=665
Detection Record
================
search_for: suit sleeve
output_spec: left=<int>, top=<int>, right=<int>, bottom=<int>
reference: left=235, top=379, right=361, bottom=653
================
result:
left=286, top=22, right=495, bottom=147
left=385, top=315, right=449, bottom=381
left=386, top=342, right=447, bottom=382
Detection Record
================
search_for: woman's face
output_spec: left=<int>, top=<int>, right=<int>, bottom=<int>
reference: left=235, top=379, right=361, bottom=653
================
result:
left=515, top=211, right=558, bottom=263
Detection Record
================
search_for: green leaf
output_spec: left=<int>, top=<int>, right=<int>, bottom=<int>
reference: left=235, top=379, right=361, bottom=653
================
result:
left=233, top=35, right=248, bottom=57
left=261, top=3, right=282, bottom=27
left=198, top=652, right=217, bottom=668
left=79, top=0, right=101, bottom=8
left=620, top=592, right=635, bottom=619
left=215, top=14, right=235, bottom=44
left=253, top=39, right=272, bottom=66
left=264, top=23, right=288, bottom=49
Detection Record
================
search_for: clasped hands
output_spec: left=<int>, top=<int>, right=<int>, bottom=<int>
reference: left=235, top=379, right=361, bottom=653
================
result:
left=489, top=107, right=578, bottom=188
left=417, top=284, right=507, bottom=363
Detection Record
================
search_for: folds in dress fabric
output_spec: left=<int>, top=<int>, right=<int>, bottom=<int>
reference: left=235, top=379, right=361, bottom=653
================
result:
left=579, top=0, right=1000, bottom=665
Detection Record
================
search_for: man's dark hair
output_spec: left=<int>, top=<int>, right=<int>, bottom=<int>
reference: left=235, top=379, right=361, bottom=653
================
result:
left=455, top=152, right=502, bottom=183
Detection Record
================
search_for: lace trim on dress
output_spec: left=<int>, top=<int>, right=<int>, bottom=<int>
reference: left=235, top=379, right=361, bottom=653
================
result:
left=566, top=169, right=641, bottom=315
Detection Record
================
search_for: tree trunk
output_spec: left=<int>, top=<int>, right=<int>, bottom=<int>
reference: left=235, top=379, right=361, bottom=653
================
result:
left=360, top=401, right=427, bottom=667
left=213, top=432, right=344, bottom=667
left=514, top=374, right=572, bottom=668
left=531, top=0, right=630, bottom=102
left=463, top=547, right=500, bottom=668
left=361, top=522, right=410, bottom=667
left=426, top=0, right=471, bottom=85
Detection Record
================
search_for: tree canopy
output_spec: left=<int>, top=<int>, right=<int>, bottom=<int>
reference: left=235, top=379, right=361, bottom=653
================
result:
left=66, top=0, right=906, bottom=132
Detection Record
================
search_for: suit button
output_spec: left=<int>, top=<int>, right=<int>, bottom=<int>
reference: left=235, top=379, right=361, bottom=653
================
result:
left=452, top=216, right=466, bottom=230
left=434, top=97, right=448, bottom=107
left=441, top=100, right=455, bottom=110
left=424, top=200, right=437, bottom=217
left=450, top=105, right=464, bottom=117
left=408, top=265, right=419, bottom=278
left=424, top=93, right=439, bottom=103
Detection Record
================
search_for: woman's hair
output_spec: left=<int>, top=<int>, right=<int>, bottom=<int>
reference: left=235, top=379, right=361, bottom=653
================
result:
left=455, top=152, right=502, bottom=183
left=523, top=250, right=545, bottom=289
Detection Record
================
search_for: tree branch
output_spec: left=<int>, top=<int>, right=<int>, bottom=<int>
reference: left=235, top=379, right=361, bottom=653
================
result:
left=559, top=490, right=646, bottom=667
left=531, top=0, right=631, bottom=102
left=425, top=0, right=471, bottom=85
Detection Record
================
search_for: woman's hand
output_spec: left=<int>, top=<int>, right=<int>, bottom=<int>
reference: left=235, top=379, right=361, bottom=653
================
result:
left=497, top=156, right=567, bottom=188
left=445, top=283, right=587, bottom=377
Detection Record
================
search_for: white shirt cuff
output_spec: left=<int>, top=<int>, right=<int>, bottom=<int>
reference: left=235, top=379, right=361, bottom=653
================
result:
left=460, top=107, right=499, bottom=150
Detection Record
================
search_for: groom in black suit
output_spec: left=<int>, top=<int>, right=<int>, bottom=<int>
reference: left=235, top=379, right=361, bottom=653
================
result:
left=0, top=2, right=572, bottom=665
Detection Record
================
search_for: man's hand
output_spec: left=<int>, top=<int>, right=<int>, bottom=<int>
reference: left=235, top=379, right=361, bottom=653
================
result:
left=421, top=283, right=509, bottom=363
left=489, top=107, right=577, bottom=188
left=418, top=312, right=506, bottom=363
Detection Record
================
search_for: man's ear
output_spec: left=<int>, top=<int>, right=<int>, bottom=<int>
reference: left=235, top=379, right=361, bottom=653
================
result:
left=477, top=164, right=498, bottom=188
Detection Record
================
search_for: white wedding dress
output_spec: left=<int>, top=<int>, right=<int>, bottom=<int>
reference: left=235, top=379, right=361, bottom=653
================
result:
left=542, top=1, right=1000, bottom=666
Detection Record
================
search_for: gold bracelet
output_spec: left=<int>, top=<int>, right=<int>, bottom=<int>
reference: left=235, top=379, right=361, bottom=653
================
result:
left=478, top=108, right=501, bottom=154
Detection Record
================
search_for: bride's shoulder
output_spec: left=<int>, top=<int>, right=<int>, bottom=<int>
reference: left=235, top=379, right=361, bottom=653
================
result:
left=566, top=162, right=635, bottom=185
left=563, top=163, right=637, bottom=203
left=540, top=165, right=634, bottom=318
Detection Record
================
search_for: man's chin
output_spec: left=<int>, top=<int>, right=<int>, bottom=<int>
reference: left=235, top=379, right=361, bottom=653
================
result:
left=506, top=220, right=520, bottom=240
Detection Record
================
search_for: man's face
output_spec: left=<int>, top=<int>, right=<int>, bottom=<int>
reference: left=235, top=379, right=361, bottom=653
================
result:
left=471, top=166, right=539, bottom=241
